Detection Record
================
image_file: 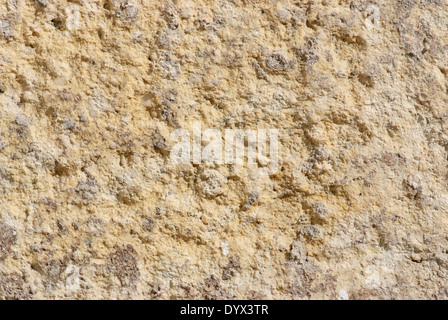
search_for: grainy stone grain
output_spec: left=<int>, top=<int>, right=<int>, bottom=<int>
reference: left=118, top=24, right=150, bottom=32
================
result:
left=1, top=0, right=448, bottom=300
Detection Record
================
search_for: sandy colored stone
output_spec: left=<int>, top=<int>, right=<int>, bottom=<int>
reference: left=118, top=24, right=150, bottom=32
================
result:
left=1, top=0, right=448, bottom=299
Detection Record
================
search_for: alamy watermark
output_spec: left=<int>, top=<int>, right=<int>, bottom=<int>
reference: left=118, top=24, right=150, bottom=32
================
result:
left=170, top=122, right=279, bottom=175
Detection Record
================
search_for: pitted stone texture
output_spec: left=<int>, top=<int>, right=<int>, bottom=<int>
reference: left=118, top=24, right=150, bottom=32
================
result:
left=1, top=0, right=448, bottom=300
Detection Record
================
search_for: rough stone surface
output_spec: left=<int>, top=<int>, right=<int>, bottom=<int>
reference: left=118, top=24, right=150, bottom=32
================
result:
left=1, top=0, right=448, bottom=300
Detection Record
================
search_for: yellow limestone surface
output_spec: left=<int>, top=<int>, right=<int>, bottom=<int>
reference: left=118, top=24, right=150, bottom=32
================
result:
left=1, top=0, right=448, bottom=299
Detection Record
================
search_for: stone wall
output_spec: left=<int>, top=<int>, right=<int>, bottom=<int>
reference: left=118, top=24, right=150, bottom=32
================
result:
left=1, top=0, right=448, bottom=299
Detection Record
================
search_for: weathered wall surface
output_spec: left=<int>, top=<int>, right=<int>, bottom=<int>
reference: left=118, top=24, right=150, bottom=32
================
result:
left=1, top=0, right=448, bottom=299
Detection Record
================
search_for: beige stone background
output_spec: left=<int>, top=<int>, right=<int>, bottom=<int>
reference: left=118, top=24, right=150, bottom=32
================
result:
left=1, top=0, right=448, bottom=300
